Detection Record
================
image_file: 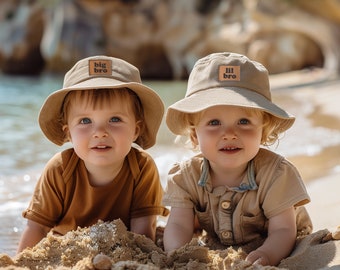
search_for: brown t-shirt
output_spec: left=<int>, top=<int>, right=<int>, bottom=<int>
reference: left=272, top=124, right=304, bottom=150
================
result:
left=23, top=147, right=168, bottom=235
left=163, top=148, right=312, bottom=246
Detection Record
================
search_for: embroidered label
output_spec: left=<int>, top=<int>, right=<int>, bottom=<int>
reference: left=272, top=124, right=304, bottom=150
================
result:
left=89, top=59, right=111, bottom=75
left=219, top=65, right=240, bottom=81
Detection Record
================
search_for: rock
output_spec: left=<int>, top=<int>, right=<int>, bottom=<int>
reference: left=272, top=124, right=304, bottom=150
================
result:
left=332, top=226, right=340, bottom=240
left=0, top=1, right=45, bottom=75
left=92, top=253, right=112, bottom=270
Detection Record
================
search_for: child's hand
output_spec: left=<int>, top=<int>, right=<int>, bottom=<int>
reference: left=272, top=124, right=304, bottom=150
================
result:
left=246, top=249, right=270, bottom=266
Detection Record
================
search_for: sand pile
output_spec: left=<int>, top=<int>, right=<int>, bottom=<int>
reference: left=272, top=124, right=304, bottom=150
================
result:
left=0, top=219, right=339, bottom=270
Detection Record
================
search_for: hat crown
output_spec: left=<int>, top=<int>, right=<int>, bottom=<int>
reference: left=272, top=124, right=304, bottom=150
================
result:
left=187, top=52, right=271, bottom=101
left=166, top=52, right=295, bottom=136
left=64, top=56, right=142, bottom=88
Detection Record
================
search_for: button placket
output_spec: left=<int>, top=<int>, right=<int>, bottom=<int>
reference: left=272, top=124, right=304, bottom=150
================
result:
left=218, top=193, right=234, bottom=245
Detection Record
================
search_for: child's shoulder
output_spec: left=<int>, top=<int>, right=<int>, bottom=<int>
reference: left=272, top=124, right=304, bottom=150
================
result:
left=130, top=145, right=154, bottom=161
left=254, top=148, right=298, bottom=174
left=169, top=153, right=204, bottom=174
left=127, top=146, right=159, bottom=171
left=255, top=148, right=285, bottom=163
left=44, top=148, right=76, bottom=168
left=40, top=148, right=80, bottom=185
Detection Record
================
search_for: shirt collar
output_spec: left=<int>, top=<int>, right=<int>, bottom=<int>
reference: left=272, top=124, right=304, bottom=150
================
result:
left=198, top=157, right=258, bottom=192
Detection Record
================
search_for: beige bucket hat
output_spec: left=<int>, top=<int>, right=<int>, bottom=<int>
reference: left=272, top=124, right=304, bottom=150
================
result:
left=166, top=52, right=295, bottom=135
left=39, top=55, right=164, bottom=149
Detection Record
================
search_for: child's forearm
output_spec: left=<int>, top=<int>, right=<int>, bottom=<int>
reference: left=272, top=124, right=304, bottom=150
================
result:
left=246, top=227, right=296, bottom=265
left=17, top=221, right=50, bottom=254
left=163, top=223, right=193, bottom=252
left=17, top=231, right=42, bottom=254
left=130, top=215, right=157, bottom=241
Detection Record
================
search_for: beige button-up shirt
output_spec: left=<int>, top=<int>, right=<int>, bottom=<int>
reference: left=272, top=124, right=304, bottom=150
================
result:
left=163, top=148, right=312, bottom=246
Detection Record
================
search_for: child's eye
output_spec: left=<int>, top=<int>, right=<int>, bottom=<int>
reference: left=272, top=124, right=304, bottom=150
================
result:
left=80, top=118, right=91, bottom=124
left=110, top=117, right=121, bottom=123
left=239, top=118, right=250, bottom=125
left=208, top=119, right=220, bottom=126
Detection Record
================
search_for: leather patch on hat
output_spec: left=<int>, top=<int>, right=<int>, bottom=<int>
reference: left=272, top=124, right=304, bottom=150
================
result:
left=89, top=59, right=111, bottom=75
left=219, top=65, right=240, bottom=81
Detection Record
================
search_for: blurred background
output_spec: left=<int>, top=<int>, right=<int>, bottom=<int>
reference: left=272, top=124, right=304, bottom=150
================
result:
left=1, top=0, right=340, bottom=257
left=1, top=0, right=340, bottom=78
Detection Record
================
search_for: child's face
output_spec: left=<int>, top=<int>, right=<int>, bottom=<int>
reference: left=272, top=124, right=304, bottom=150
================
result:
left=192, top=105, right=263, bottom=172
left=64, top=96, right=140, bottom=170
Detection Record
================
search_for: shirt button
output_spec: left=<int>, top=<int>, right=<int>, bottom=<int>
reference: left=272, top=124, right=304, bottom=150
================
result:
left=221, top=230, right=233, bottom=239
left=221, top=200, right=231, bottom=209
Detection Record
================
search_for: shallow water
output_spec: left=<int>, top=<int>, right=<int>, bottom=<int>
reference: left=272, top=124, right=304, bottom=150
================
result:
left=1, top=73, right=340, bottom=256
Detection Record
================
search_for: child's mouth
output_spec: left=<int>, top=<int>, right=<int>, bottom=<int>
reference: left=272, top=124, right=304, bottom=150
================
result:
left=220, top=147, right=240, bottom=153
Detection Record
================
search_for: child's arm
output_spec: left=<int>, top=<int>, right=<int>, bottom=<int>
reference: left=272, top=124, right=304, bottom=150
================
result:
left=131, top=215, right=157, bottom=241
left=246, top=207, right=297, bottom=266
left=163, top=207, right=195, bottom=252
left=17, top=220, right=51, bottom=254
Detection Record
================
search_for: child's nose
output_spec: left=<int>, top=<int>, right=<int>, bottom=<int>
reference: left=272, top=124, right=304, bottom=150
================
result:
left=222, top=126, right=237, bottom=140
left=93, top=125, right=108, bottom=138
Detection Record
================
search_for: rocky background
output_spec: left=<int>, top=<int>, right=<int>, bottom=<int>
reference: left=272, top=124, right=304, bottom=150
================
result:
left=0, top=0, right=340, bottom=79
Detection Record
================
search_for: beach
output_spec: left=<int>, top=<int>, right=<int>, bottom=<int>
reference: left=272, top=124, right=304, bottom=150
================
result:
left=0, top=69, right=340, bottom=269
left=270, top=69, right=340, bottom=232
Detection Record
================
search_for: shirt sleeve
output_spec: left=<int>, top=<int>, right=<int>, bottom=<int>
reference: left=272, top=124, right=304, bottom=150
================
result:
left=129, top=149, right=169, bottom=218
left=260, top=157, right=311, bottom=219
left=22, top=152, right=66, bottom=227
left=162, top=161, right=197, bottom=209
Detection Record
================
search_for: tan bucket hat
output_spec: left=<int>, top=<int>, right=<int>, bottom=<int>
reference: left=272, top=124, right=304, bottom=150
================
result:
left=39, top=55, right=164, bottom=149
left=166, top=52, right=295, bottom=135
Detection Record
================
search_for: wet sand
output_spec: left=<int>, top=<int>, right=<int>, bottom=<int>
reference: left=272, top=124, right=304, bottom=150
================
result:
left=270, top=69, right=340, bottom=232
left=271, top=70, right=340, bottom=182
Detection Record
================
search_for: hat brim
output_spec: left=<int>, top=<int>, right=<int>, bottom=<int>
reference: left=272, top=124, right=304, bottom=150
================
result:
left=39, top=77, right=164, bottom=149
left=166, top=87, right=295, bottom=135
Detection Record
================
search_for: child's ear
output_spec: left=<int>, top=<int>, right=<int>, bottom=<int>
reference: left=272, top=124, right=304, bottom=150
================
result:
left=189, top=128, right=199, bottom=145
left=62, top=125, right=71, bottom=142
left=133, top=121, right=142, bottom=142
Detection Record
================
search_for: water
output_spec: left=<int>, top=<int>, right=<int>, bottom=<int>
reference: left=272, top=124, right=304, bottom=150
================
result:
left=1, top=73, right=340, bottom=256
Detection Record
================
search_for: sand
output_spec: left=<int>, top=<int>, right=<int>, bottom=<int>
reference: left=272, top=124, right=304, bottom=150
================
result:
left=1, top=69, right=340, bottom=269
left=0, top=219, right=339, bottom=270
